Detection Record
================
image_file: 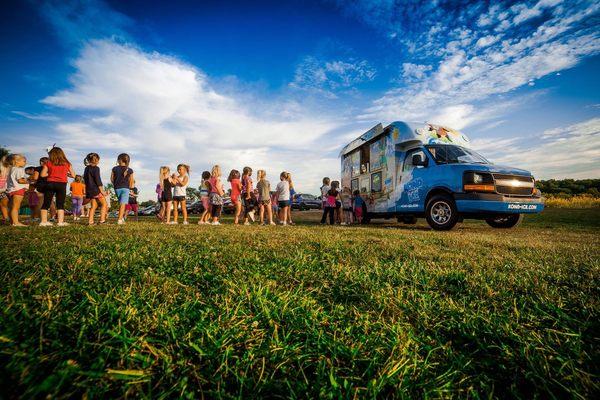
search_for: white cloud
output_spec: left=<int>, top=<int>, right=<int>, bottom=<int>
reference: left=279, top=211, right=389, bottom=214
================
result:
left=400, top=63, right=432, bottom=82
left=11, top=111, right=60, bottom=121
left=482, top=118, right=600, bottom=178
left=39, top=40, right=344, bottom=199
left=290, top=56, right=376, bottom=94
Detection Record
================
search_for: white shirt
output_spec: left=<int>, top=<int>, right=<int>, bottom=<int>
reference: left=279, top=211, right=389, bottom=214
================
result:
left=276, top=180, right=290, bottom=201
left=7, top=167, right=28, bottom=193
left=320, top=184, right=330, bottom=203
left=173, top=173, right=188, bottom=197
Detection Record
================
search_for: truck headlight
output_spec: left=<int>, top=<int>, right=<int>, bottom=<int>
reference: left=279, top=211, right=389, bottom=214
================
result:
left=463, top=172, right=494, bottom=192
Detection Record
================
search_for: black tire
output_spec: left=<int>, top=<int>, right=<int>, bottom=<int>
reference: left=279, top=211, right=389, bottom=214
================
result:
left=485, top=214, right=523, bottom=229
left=425, top=194, right=459, bottom=231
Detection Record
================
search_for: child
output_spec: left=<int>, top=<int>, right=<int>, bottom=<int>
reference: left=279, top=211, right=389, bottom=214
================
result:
left=25, top=166, right=39, bottom=222
left=40, top=147, right=75, bottom=227
left=125, top=184, right=139, bottom=221
left=228, top=169, right=242, bottom=224
left=6, top=154, right=29, bottom=226
left=111, top=153, right=134, bottom=225
left=159, top=166, right=176, bottom=224
left=270, top=190, right=279, bottom=221
left=83, top=153, right=108, bottom=225
left=208, top=165, right=224, bottom=225
left=353, top=190, right=365, bottom=224
left=198, top=171, right=211, bottom=225
left=332, top=180, right=342, bottom=224
left=173, top=164, right=190, bottom=225
left=275, top=171, right=290, bottom=226
left=340, top=186, right=353, bottom=225
left=155, top=183, right=163, bottom=221
left=319, top=177, right=331, bottom=224
left=32, top=157, right=53, bottom=221
left=241, top=166, right=255, bottom=225
left=324, top=181, right=341, bottom=225
left=0, top=155, right=9, bottom=224
left=70, top=175, right=85, bottom=221
left=256, top=169, right=275, bottom=225
left=286, top=173, right=295, bottom=225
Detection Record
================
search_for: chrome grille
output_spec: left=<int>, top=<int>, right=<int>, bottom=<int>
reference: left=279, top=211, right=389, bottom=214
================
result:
left=492, top=174, right=534, bottom=196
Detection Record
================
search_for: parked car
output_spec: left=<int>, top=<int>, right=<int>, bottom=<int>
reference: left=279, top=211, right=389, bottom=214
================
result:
left=186, top=200, right=205, bottom=214
left=292, top=193, right=322, bottom=210
left=138, top=204, right=160, bottom=216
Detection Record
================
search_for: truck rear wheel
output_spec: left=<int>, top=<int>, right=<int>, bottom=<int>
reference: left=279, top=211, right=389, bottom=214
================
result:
left=426, top=195, right=459, bottom=231
left=485, top=214, right=523, bottom=228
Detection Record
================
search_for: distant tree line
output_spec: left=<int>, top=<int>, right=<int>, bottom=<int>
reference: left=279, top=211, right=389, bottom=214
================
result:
left=536, top=179, right=600, bottom=197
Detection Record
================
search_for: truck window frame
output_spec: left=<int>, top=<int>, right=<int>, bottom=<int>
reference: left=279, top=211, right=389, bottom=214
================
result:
left=403, top=148, right=428, bottom=172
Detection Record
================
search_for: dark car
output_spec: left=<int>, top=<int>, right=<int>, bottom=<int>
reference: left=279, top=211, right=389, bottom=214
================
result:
left=292, top=193, right=321, bottom=210
left=187, top=200, right=205, bottom=214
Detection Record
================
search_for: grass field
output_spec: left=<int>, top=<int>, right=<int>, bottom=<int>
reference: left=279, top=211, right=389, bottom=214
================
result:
left=1, top=208, right=599, bottom=398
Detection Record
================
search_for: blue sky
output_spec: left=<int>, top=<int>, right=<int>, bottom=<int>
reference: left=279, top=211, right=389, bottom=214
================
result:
left=1, top=0, right=599, bottom=199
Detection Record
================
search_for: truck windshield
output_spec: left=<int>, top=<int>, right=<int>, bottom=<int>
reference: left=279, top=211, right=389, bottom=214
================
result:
left=425, top=145, right=489, bottom=164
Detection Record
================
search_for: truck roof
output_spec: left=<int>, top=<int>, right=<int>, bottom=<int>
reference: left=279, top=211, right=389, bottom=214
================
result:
left=339, top=121, right=471, bottom=157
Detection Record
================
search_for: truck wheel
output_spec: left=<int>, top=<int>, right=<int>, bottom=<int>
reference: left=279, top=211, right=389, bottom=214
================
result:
left=485, top=214, right=523, bottom=228
left=426, top=195, right=459, bottom=231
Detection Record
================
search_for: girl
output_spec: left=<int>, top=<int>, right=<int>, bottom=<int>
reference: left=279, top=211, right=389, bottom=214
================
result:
left=319, top=177, right=331, bottom=224
left=125, top=184, right=139, bottom=221
left=40, top=147, right=75, bottom=227
left=241, top=166, right=255, bottom=225
left=208, top=165, right=224, bottom=225
left=332, top=180, right=343, bottom=224
left=159, top=166, right=176, bottom=224
left=340, top=186, right=354, bottom=225
left=111, top=153, right=134, bottom=225
left=83, top=153, right=108, bottom=225
left=198, top=171, right=211, bottom=225
left=286, top=173, right=295, bottom=225
left=32, top=157, right=53, bottom=221
left=69, top=175, right=85, bottom=221
left=256, top=169, right=275, bottom=225
left=228, top=169, right=242, bottom=224
left=353, top=190, right=364, bottom=224
left=6, top=154, right=29, bottom=226
left=173, top=164, right=190, bottom=225
left=324, top=181, right=341, bottom=225
left=155, top=183, right=163, bottom=221
left=25, top=167, right=39, bottom=222
left=0, top=155, right=10, bottom=224
left=275, top=171, right=290, bottom=226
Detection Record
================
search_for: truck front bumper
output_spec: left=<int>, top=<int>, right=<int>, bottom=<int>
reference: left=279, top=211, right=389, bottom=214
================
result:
left=454, top=193, right=544, bottom=214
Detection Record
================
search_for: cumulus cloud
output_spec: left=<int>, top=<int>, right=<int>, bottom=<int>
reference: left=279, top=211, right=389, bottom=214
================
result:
left=40, top=40, right=345, bottom=198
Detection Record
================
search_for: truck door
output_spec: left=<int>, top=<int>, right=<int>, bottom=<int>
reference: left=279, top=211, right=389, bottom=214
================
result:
left=397, top=148, right=429, bottom=212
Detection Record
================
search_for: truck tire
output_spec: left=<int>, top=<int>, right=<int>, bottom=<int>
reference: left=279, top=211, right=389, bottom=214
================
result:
left=485, top=214, right=523, bottom=228
left=425, top=194, right=459, bottom=231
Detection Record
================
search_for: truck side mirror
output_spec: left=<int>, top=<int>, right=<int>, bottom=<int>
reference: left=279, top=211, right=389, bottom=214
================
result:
left=412, top=153, right=427, bottom=167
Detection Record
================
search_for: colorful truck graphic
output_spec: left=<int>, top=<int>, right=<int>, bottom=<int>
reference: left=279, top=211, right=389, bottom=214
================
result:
left=339, top=121, right=544, bottom=230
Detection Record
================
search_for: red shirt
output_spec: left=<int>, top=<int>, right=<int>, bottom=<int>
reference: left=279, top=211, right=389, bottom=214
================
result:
left=46, top=160, right=71, bottom=183
left=230, top=178, right=241, bottom=201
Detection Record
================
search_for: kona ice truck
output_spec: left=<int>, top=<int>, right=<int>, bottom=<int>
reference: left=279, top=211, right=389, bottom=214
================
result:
left=340, top=121, right=544, bottom=230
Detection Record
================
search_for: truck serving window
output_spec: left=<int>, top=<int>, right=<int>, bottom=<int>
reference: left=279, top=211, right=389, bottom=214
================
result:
left=426, top=145, right=489, bottom=164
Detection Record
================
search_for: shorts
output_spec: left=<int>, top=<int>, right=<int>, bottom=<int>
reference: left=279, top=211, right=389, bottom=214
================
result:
left=201, top=196, right=209, bottom=210
left=126, top=203, right=139, bottom=213
left=173, top=195, right=185, bottom=202
left=161, top=190, right=173, bottom=202
left=259, top=199, right=271, bottom=206
left=9, top=189, right=26, bottom=197
left=343, top=207, right=353, bottom=212
left=115, top=188, right=130, bottom=204
left=354, top=207, right=363, bottom=218
left=335, top=201, right=341, bottom=209
left=28, top=191, right=39, bottom=206
left=35, top=182, right=46, bottom=193
left=278, top=200, right=289, bottom=209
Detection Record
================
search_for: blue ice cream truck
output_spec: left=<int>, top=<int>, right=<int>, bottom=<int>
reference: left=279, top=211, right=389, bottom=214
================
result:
left=340, top=121, right=544, bottom=230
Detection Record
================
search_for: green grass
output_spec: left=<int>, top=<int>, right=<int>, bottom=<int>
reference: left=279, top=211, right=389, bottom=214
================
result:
left=1, top=208, right=599, bottom=399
